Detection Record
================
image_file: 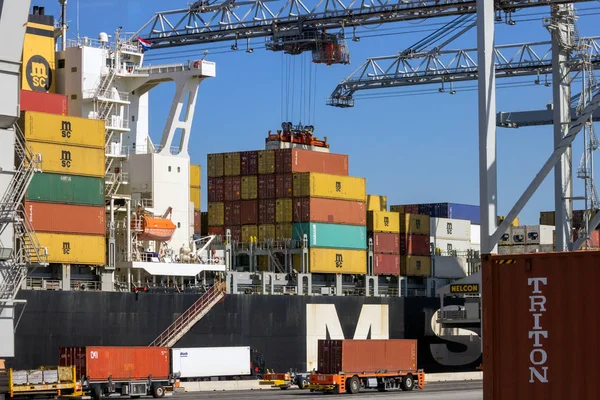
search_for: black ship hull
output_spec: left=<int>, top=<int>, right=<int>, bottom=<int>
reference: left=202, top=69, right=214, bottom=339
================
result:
left=12, top=291, right=481, bottom=373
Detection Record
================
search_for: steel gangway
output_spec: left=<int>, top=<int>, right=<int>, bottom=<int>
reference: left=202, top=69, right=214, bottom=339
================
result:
left=149, top=282, right=226, bottom=348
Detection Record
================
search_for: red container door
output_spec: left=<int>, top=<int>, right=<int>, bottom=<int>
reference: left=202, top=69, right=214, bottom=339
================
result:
left=224, top=177, right=241, bottom=201
left=241, top=200, right=258, bottom=224
left=240, top=151, right=258, bottom=175
left=208, top=226, right=224, bottom=236
left=373, top=253, right=400, bottom=275
left=224, top=201, right=241, bottom=225
left=292, top=198, right=310, bottom=223
left=259, top=199, right=276, bottom=224
left=371, top=232, right=400, bottom=254
left=258, top=175, right=276, bottom=199
left=275, top=174, right=293, bottom=198
left=59, top=347, right=87, bottom=378
left=208, top=177, right=224, bottom=202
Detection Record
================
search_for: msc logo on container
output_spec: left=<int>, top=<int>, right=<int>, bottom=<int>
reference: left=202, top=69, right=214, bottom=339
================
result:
left=383, top=217, right=389, bottom=227
left=62, top=242, right=71, bottom=255
left=61, top=121, right=72, bottom=138
left=449, top=284, right=479, bottom=294
left=335, top=181, right=341, bottom=192
left=446, top=222, right=453, bottom=235
left=61, top=150, right=72, bottom=168
left=335, top=253, right=343, bottom=268
left=26, top=55, right=52, bottom=92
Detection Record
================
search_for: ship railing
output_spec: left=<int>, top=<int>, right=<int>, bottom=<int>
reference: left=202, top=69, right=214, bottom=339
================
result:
left=83, top=89, right=130, bottom=102
left=66, top=37, right=114, bottom=49
left=71, top=281, right=101, bottom=291
left=135, top=60, right=207, bottom=76
left=106, top=144, right=130, bottom=158
left=23, top=277, right=61, bottom=291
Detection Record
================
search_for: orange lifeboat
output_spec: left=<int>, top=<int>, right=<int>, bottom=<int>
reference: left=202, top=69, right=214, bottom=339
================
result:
left=136, top=216, right=176, bottom=241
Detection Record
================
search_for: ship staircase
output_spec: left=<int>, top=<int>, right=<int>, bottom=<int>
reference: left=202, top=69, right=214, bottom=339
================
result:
left=0, top=124, right=47, bottom=304
left=149, top=282, right=226, bottom=348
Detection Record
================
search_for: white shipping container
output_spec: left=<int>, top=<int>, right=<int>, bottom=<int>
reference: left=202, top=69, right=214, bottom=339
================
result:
left=470, top=224, right=481, bottom=245
left=525, top=244, right=555, bottom=253
left=525, top=224, right=555, bottom=245
left=512, top=245, right=526, bottom=254
left=499, top=226, right=512, bottom=246
left=171, top=347, right=251, bottom=378
left=430, top=217, right=470, bottom=241
left=510, top=226, right=526, bottom=245
left=498, top=246, right=511, bottom=255
left=470, top=243, right=481, bottom=253
left=432, top=256, right=468, bottom=278
left=430, top=237, right=471, bottom=255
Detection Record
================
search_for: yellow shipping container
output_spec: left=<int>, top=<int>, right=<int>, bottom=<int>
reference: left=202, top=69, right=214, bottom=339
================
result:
left=400, top=256, right=431, bottom=277
left=400, top=213, right=430, bottom=235
left=241, top=176, right=258, bottom=200
left=367, top=195, right=387, bottom=212
left=390, top=205, right=405, bottom=213
left=22, top=17, right=56, bottom=93
left=293, top=172, right=367, bottom=202
left=20, top=112, right=105, bottom=149
left=208, top=202, right=224, bottom=226
left=540, top=212, right=555, bottom=226
left=308, top=248, right=367, bottom=275
left=241, top=225, right=258, bottom=242
left=259, top=224, right=276, bottom=241
left=190, top=164, right=201, bottom=187
left=258, top=150, right=275, bottom=174
left=224, top=152, right=241, bottom=176
left=276, top=198, right=293, bottom=223
left=36, top=232, right=106, bottom=265
left=276, top=223, right=293, bottom=239
left=208, top=153, right=224, bottom=177
left=498, top=215, right=519, bottom=227
left=29, top=142, right=104, bottom=177
left=257, top=255, right=269, bottom=271
left=367, top=211, right=400, bottom=233
left=190, top=187, right=201, bottom=210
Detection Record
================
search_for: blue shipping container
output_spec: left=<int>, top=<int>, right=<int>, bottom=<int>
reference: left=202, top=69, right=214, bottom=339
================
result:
left=293, top=222, right=367, bottom=250
left=416, top=203, right=480, bottom=224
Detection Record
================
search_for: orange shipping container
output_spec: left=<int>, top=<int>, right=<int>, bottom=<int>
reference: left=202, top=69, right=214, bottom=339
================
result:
left=25, top=201, right=105, bottom=235
left=482, top=251, right=600, bottom=400
left=292, top=197, right=366, bottom=225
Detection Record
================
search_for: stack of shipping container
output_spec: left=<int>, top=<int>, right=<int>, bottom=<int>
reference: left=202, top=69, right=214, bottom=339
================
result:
left=498, top=224, right=554, bottom=254
left=367, top=196, right=400, bottom=275
left=391, top=206, right=431, bottom=278
left=20, top=94, right=107, bottom=266
left=190, top=164, right=201, bottom=234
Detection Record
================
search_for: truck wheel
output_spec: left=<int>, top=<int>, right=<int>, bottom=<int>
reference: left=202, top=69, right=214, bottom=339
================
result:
left=152, top=385, right=165, bottom=398
left=92, top=386, right=102, bottom=400
left=298, top=378, right=308, bottom=389
left=400, top=374, right=414, bottom=392
left=279, top=385, right=289, bottom=390
left=346, top=376, right=360, bottom=394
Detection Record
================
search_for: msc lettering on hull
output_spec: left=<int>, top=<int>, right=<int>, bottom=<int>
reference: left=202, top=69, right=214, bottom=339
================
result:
left=528, top=277, right=548, bottom=383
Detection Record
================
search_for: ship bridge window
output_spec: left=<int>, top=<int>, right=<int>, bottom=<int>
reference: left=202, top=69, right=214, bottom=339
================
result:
left=178, top=222, right=181, bottom=228
left=58, top=59, right=65, bottom=69
left=71, top=67, right=77, bottom=73
left=177, top=167, right=180, bottom=173
left=168, top=166, right=172, bottom=172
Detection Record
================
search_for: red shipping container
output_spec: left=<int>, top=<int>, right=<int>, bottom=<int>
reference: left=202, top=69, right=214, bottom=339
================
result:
left=208, top=226, right=224, bottom=236
left=258, top=175, right=276, bottom=199
left=194, top=210, right=201, bottom=234
left=208, top=177, right=224, bottom=202
left=275, top=149, right=349, bottom=175
left=240, top=151, right=258, bottom=175
left=293, top=197, right=366, bottom=226
left=241, top=200, right=258, bottom=224
left=275, top=174, right=293, bottom=198
left=370, top=232, right=399, bottom=254
left=201, top=212, right=208, bottom=235
left=224, top=225, right=241, bottom=242
left=483, top=251, right=600, bottom=400
left=25, top=201, right=105, bottom=235
left=318, top=339, right=417, bottom=375
left=400, top=234, right=430, bottom=256
left=259, top=199, right=276, bottom=224
left=224, top=176, right=241, bottom=201
left=59, top=346, right=170, bottom=381
left=373, top=253, right=400, bottom=275
left=224, top=201, right=241, bottom=225
left=20, top=90, right=68, bottom=115
left=573, top=228, right=600, bottom=248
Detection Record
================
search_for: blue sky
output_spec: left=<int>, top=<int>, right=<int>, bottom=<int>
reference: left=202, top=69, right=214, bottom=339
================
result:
left=39, top=0, right=599, bottom=224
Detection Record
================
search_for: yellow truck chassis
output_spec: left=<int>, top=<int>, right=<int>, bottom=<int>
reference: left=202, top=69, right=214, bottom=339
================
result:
left=8, top=366, right=82, bottom=398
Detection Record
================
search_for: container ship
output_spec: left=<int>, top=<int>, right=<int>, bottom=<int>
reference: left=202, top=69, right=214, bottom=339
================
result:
left=4, top=4, right=596, bottom=377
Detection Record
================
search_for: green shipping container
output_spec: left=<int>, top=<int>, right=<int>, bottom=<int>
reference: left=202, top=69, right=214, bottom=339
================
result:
left=293, top=222, right=367, bottom=250
left=26, top=173, right=105, bottom=206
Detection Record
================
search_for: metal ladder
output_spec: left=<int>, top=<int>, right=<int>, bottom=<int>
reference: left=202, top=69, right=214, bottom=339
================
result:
left=95, top=70, right=117, bottom=121
left=149, top=283, right=226, bottom=348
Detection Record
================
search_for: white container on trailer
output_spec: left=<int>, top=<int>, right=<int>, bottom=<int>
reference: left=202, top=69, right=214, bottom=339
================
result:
left=171, top=346, right=251, bottom=378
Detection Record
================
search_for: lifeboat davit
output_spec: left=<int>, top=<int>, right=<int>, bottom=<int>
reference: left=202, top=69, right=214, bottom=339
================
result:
left=137, top=216, right=176, bottom=241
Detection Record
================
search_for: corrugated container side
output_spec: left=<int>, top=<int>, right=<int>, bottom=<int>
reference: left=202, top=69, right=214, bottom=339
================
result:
left=241, top=225, right=258, bottom=242
left=28, top=142, right=105, bottom=177
left=20, top=111, right=105, bottom=148
left=373, top=254, right=400, bottom=275
left=430, top=217, right=470, bottom=241
left=525, top=225, right=555, bottom=245
left=390, top=204, right=419, bottom=214
left=276, top=198, right=293, bottom=223
left=258, top=174, right=276, bottom=199
left=258, top=224, right=276, bottom=241
left=207, top=153, right=224, bottom=177
left=240, top=151, right=258, bottom=175
left=292, top=197, right=366, bottom=226
left=25, top=202, right=105, bottom=235
left=292, top=172, right=366, bottom=202
left=194, top=210, right=201, bottom=234
left=308, top=248, right=367, bottom=274
left=224, top=201, right=241, bottom=226
left=511, top=226, right=526, bottom=245
left=208, top=226, right=224, bottom=236
left=26, top=173, right=104, bottom=206
left=208, top=202, right=224, bottom=226
left=201, top=212, right=208, bottom=235
left=36, top=233, right=106, bottom=265
left=207, top=177, right=224, bottom=202
left=240, top=200, right=258, bottom=224
left=370, top=232, right=400, bottom=254
left=223, top=176, right=241, bottom=201
left=400, top=256, right=431, bottom=277
left=241, top=176, right=258, bottom=200
left=258, top=150, right=275, bottom=174
left=399, top=234, right=430, bottom=256
left=190, top=164, right=201, bottom=187
left=482, top=251, right=600, bottom=400
left=20, top=90, right=68, bottom=115
left=190, top=187, right=201, bottom=210
left=275, top=174, right=293, bottom=198
left=224, top=152, right=241, bottom=176
left=400, top=213, right=430, bottom=235
left=224, top=225, right=241, bottom=242
left=294, top=223, right=367, bottom=250
left=276, top=223, right=293, bottom=240
left=275, top=149, right=349, bottom=175
left=258, top=199, right=276, bottom=224
left=318, top=340, right=417, bottom=375
left=367, top=211, right=400, bottom=233
left=367, top=195, right=387, bottom=212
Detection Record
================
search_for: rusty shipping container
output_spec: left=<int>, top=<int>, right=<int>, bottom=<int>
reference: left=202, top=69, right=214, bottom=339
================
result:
left=390, top=204, right=420, bottom=214
left=370, top=232, right=400, bottom=254
left=274, top=149, right=349, bottom=175
left=241, top=225, right=258, bottom=242
left=208, top=226, right=224, bottom=236
left=207, top=177, right=224, bottom=202
left=240, top=200, right=258, bottom=225
left=223, top=176, right=241, bottom=201
left=275, top=174, right=293, bottom=198
left=373, top=254, right=401, bottom=276
left=276, top=198, right=293, bottom=223
left=400, top=256, right=431, bottom=277
left=224, top=152, right=241, bottom=176
left=259, top=199, right=276, bottom=224
left=207, top=153, right=224, bottom=177
left=292, top=197, right=366, bottom=226
left=224, top=225, right=241, bottom=242
left=59, top=346, right=170, bottom=381
left=25, top=201, right=105, bottom=235
left=201, top=212, right=208, bottom=236
left=240, top=151, right=258, bottom=175
left=259, top=224, right=276, bottom=241
left=276, top=223, right=293, bottom=239
left=241, top=176, right=258, bottom=200
left=208, top=202, right=224, bottom=226
left=258, top=150, right=275, bottom=174
left=258, top=174, right=276, bottom=199
left=318, top=339, right=417, bottom=375
left=399, top=234, right=431, bottom=256
left=224, top=201, right=241, bottom=226
left=483, top=251, right=600, bottom=400
left=20, top=90, right=68, bottom=115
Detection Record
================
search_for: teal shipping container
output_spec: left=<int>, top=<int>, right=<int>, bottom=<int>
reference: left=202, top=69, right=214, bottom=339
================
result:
left=26, top=173, right=105, bottom=206
left=293, top=222, right=367, bottom=250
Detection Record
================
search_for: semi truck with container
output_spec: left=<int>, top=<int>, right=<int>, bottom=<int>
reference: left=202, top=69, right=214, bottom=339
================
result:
left=308, top=339, right=425, bottom=394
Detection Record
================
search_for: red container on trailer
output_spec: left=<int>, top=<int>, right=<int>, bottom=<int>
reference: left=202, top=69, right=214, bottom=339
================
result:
left=20, top=90, right=68, bottom=115
left=59, top=346, right=170, bottom=381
